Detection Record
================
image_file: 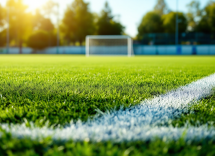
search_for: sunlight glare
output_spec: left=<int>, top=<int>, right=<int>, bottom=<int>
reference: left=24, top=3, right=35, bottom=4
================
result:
left=24, top=0, right=48, bottom=11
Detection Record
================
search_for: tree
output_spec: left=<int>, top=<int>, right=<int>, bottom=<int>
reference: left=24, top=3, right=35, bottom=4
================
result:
left=60, top=6, right=76, bottom=45
left=154, top=0, right=169, bottom=16
left=33, top=9, right=54, bottom=32
left=205, top=2, right=215, bottom=33
left=0, top=4, right=6, bottom=47
left=42, top=0, right=57, bottom=18
left=162, top=12, right=187, bottom=33
left=186, top=0, right=202, bottom=32
left=196, top=16, right=211, bottom=33
left=40, top=0, right=57, bottom=47
left=137, top=12, right=163, bottom=40
left=6, top=0, right=32, bottom=54
left=0, top=30, right=6, bottom=47
left=195, top=2, right=215, bottom=33
left=61, top=0, right=95, bottom=45
left=96, top=2, right=124, bottom=35
left=0, top=4, right=6, bottom=27
left=32, top=9, right=55, bottom=47
left=27, top=30, right=49, bottom=52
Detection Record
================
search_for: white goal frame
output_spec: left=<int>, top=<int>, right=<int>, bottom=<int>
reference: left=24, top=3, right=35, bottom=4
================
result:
left=86, top=35, right=133, bottom=57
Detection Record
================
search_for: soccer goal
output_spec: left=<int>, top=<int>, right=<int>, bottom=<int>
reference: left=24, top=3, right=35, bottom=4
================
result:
left=86, top=35, right=133, bottom=56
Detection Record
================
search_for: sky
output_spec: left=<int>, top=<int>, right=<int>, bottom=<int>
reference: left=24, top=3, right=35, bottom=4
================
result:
left=0, top=0, right=211, bottom=37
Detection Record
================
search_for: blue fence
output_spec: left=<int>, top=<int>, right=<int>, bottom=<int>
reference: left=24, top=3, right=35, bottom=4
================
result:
left=0, top=45, right=215, bottom=55
left=134, top=45, right=215, bottom=55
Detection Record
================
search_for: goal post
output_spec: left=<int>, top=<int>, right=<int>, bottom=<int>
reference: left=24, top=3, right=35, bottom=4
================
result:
left=86, top=35, right=133, bottom=56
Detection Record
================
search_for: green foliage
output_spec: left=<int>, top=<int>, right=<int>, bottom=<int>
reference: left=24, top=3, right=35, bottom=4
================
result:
left=186, top=0, right=202, bottom=32
left=0, top=30, right=6, bottom=47
left=96, top=2, right=124, bottom=35
left=204, top=2, right=215, bottom=33
left=0, top=4, right=6, bottom=47
left=162, top=12, right=187, bottom=33
left=193, top=2, right=215, bottom=33
left=0, top=4, right=6, bottom=27
left=42, top=0, right=57, bottom=18
left=154, top=0, right=169, bottom=16
left=27, top=31, right=49, bottom=50
left=196, top=15, right=211, bottom=33
left=32, top=9, right=54, bottom=32
left=137, top=12, right=163, bottom=40
left=0, top=56, right=215, bottom=127
left=6, top=0, right=32, bottom=53
left=61, top=0, right=95, bottom=45
left=31, top=9, right=56, bottom=48
left=205, top=2, right=215, bottom=33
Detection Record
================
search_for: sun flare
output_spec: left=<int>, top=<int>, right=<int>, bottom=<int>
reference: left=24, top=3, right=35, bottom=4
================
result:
left=24, top=0, right=47, bottom=11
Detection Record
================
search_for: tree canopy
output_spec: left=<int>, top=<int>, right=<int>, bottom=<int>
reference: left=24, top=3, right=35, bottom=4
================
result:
left=0, top=4, right=5, bottom=27
left=0, top=30, right=6, bottom=47
left=42, top=0, right=57, bottom=18
left=186, top=0, right=202, bottom=32
left=162, top=12, right=187, bottom=33
left=194, top=2, right=215, bottom=33
left=33, top=9, right=54, bottom=32
left=205, top=2, right=215, bottom=33
left=96, top=2, right=124, bottom=35
left=154, top=0, right=169, bottom=16
left=0, top=4, right=6, bottom=46
left=61, top=0, right=94, bottom=45
left=137, top=12, right=163, bottom=40
left=27, top=30, right=49, bottom=51
left=6, top=0, right=32, bottom=53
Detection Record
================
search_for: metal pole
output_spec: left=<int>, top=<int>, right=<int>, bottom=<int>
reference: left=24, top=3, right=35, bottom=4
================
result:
left=128, top=38, right=132, bottom=57
left=7, top=6, right=9, bottom=54
left=56, top=3, right=59, bottom=54
left=176, top=0, right=178, bottom=46
left=86, top=37, right=89, bottom=57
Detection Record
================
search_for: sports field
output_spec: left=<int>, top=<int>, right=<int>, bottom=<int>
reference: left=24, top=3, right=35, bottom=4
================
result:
left=0, top=55, right=215, bottom=155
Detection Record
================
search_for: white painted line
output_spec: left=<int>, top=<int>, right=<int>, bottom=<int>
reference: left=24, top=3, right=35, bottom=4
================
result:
left=1, top=73, right=215, bottom=142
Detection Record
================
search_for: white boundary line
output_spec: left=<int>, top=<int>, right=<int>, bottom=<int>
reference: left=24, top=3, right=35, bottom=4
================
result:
left=1, top=73, right=215, bottom=142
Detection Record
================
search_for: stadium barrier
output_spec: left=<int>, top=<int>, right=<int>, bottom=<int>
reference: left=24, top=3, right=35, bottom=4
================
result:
left=133, top=45, right=215, bottom=55
left=0, top=46, right=85, bottom=54
left=0, top=45, right=215, bottom=55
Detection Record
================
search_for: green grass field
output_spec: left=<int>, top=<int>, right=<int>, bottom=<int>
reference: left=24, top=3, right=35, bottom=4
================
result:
left=0, top=55, right=215, bottom=155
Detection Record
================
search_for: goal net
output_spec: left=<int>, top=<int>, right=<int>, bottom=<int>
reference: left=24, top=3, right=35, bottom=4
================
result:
left=86, top=35, right=133, bottom=56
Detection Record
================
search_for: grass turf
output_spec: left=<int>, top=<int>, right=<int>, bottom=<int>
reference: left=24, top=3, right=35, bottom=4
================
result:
left=1, top=92, right=215, bottom=156
left=171, top=88, right=215, bottom=127
left=0, top=55, right=215, bottom=155
left=0, top=55, right=215, bottom=127
left=1, top=131, right=215, bottom=156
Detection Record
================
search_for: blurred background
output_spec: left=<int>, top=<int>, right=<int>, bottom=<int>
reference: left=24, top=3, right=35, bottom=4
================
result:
left=0, top=0, right=215, bottom=55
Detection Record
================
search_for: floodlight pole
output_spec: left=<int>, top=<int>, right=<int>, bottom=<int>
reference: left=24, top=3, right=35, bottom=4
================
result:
left=56, top=3, right=60, bottom=54
left=175, top=0, right=179, bottom=46
left=6, top=6, right=9, bottom=54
